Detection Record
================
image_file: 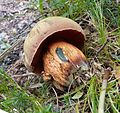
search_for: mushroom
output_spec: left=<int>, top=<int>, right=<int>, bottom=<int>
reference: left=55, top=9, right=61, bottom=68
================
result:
left=24, top=16, right=88, bottom=90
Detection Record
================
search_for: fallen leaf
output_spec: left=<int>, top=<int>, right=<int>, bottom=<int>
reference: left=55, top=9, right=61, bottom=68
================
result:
left=72, top=91, right=83, bottom=100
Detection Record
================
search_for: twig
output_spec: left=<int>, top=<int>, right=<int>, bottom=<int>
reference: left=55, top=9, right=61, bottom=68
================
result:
left=12, top=73, right=37, bottom=78
left=52, top=87, right=59, bottom=110
left=96, top=39, right=108, bottom=56
left=98, top=68, right=111, bottom=113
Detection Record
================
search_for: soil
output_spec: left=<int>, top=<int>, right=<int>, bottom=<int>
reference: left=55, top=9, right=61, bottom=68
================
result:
left=0, top=0, right=42, bottom=85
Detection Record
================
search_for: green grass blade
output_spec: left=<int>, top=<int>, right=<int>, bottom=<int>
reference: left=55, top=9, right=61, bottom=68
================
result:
left=88, top=76, right=98, bottom=113
left=0, top=69, right=54, bottom=113
left=39, top=0, right=43, bottom=13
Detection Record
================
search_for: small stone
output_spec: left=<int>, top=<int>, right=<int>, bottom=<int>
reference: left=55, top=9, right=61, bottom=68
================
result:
left=12, top=28, right=17, bottom=35
left=0, top=32, right=7, bottom=41
left=18, top=20, right=28, bottom=30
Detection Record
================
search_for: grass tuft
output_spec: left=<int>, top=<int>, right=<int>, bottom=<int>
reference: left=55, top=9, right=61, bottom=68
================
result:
left=0, top=68, right=55, bottom=113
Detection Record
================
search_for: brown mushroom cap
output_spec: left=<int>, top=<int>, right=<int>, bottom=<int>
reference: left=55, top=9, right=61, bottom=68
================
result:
left=24, top=16, right=85, bottom=74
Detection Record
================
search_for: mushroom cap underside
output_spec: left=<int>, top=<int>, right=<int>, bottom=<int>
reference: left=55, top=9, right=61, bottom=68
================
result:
left=24, top=16, right=85, bottom=74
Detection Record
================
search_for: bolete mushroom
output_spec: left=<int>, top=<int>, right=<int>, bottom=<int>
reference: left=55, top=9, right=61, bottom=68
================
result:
left=24, top=16, right=88, bottom=90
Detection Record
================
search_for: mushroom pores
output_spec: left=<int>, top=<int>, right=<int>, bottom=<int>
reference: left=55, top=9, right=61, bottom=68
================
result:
left=43, top=41, right=87, bottom=89
left=23, top=16, right=86, bottom=90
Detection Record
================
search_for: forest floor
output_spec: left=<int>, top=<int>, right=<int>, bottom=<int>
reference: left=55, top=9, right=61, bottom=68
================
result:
left=0, top=0, right=120, bottom=113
